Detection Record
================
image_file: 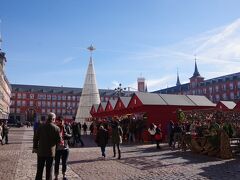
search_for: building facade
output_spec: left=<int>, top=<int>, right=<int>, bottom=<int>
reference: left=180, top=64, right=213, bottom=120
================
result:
left=155, top=60, right=240, bottom=103
left=10, top=84, right=133, bottom=123
left=0, top=50, right=11, bottom=119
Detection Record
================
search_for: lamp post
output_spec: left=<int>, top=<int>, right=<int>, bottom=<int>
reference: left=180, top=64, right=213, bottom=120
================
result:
left=114, top=83, right=126, bottom=97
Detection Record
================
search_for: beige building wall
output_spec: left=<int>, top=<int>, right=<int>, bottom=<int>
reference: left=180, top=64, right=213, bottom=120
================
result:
left=0, top=52, right=11, bottom=119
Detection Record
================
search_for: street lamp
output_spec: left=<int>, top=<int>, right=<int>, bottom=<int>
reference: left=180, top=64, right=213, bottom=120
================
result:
left=114, top=83, right=126, bottom=97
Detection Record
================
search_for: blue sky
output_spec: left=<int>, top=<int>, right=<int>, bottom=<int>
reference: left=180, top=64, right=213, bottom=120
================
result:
left=1, top=0, right=240, bottom=91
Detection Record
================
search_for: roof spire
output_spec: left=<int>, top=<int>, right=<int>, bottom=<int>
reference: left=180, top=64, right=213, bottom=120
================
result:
left=176, top=68, right=181, bottom=86
left=192, top=54, right=200, bottom=77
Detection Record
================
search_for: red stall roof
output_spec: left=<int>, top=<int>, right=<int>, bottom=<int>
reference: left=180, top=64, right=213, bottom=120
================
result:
left=97, top=102, right=107, bottom=113
left=128, top=92, right=216, bottom=108
left=216, top=101, right=236, bottom=110
left=105, top=99, right=117, bottom=111
left=90, top=104, right=100, bottom=115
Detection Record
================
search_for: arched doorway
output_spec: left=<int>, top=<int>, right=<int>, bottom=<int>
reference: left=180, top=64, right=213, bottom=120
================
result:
left=26, top=109, right=36, bottom=123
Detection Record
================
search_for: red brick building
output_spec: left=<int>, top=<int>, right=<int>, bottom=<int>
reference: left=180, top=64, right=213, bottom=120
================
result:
left=155, top=60, right=240, bottom=103
left=10, top=84, right=133, bottom=123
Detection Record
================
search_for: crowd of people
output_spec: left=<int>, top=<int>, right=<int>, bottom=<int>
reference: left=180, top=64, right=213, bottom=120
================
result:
left=165, top=109, right=240, bottom=158
left=31, top=109, right=240, bottom=179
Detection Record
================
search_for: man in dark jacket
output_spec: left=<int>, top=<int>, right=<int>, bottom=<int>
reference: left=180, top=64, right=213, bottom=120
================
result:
left=112, top=119, right=123, bottom=159
left=33, top=112, right=61, bottom=180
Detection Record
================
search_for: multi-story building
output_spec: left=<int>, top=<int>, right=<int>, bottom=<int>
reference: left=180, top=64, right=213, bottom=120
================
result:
left=10, top=84, right=133, bottom=123
left=0, top=49, right=11, bottom=119
left=155, top=60, right=240, bottom=103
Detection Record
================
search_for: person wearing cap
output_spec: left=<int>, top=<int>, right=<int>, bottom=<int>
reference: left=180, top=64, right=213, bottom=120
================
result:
left=33, top=112, right=61, bottom=180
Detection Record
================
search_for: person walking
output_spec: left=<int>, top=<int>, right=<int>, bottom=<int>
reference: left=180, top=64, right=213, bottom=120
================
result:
left=95, top=125, right=108, bottom=159
left=72, top=122, right=84, bottom=147
left=111, top=119, right=123, bottom=159
left=0, top=122, right=3, bottom=145
left=89, top=122, right=94, bottom=135
left=155, top=124, right=162, bottom=149
left=54, top=117, right=72, bottom=180
left=148, top=123, right=156, bottom=144
left=83, top=123, right=88, bottom=135
left=33, top=112, right=61, bottom=180
left=2, top=121, right=9, bottom=144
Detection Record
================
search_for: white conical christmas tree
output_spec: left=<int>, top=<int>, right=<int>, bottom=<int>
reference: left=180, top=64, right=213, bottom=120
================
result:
left=75, top=45, right=100, bottom=124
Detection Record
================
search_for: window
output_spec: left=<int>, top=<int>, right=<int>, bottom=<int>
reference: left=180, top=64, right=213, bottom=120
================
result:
left=30, top=101, right=34, bottom=106
left=230, top=92, right=234, bottom=100
left=192, top=90, right=195, bottom=95
left=57, top=102, right=61, bottom=108
left=215, top=94, right=220, bottom=101
left=238, top=81, right=240, bottom=89
left=198, top=89, right=202, bottom=94
left=42, top=101, right=46, bottom=107
left=22, top=100, right=26, bottom=106
left=76, top=96, right=80, bottom=101
left=67, top=102, right=71, bottom=107
left=57, top=95, right=61, bottom=100
left=17, top=93, right=22, bottom=99
left=72, top=96, right=76, bottom=101
left=30, top=94, right=34, bottom=99
left=223, top=93, right=227, bottom=100
left=38, top=94, right=46, bottom=100
left=67, top=96, right=71, bottom=101
left=47, top=95, right=51, bottom=100
left=215, top=86, right=219, bottom=93
left=22, top=93, right=26, bottom=99
left=72, top=102, right=76, bottom=108
left=47, top=109, right=51, bottom=113
left=62, top=102, right=66, bottom=107
left=230, top=83, right=234, bottom=90
left=62, top=96, right=66, bottom=100
left=62, top=109, right=66, bottom=114
left=52, top=102, right=56, bottom=107
left=37, top=101, right=41, bottom=107
left=191, top=82, right=195, bottom=88
left=57, top=109, right=61, bottom=114
left=209, top=87, right=212, bottom=93
left=16, top=108, right=20, bottom=113
left=52, top=95, right=57, bottom=100
left=222, top=84, right=226, bottom=91
left=47, top=101, right=51, bottom=107
left=203, top=88, right=206, bottom=94
left=42, top=109, right=46, bottom=113
left=10, top=108, right=15, bottom=113
left=17, top=100, right=21, bottom=106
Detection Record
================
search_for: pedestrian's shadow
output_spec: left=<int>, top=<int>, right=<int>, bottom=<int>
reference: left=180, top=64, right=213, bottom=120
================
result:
left=68, top=158, right=111, bottom=164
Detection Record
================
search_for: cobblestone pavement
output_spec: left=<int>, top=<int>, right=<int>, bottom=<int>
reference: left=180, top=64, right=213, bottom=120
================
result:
left=0, top=127, right=240, bottom=180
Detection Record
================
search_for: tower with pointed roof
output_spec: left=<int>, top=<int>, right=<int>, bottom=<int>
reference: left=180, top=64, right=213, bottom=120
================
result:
left=189, top=55, right=204, bottom=94
left=176, top=69, right=181, bottom=86
left=176, top=69, right=182, bottom=94
left=75, top=45, right=100, bottom=123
